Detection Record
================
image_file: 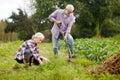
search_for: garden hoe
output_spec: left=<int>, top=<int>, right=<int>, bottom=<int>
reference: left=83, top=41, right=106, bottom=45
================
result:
left=57, top=23, right=76, bottom=62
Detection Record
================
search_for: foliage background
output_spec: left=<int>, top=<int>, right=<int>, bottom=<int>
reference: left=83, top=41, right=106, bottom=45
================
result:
left=0, top=0, right=119, bottom=41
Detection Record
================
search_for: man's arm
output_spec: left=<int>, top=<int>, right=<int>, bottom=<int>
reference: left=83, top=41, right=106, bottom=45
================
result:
left=64, top=16, right=75, bottom=41
left=66, top=15, right=75, bottom=33
left=48, top=9, right=61, bottom=24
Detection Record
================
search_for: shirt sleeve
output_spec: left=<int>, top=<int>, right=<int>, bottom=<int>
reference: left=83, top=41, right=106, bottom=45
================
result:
left=33, top=46, right=40, bottom=60
left=48, top=9, right=59, bottom=22
left=66, top=15, right=75, bottom=33
left=34, top=46, right=40, bottom=54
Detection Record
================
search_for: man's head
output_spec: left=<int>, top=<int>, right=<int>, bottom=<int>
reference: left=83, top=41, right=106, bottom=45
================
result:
left=32, top=32, right=45, bottom=44
left=64, top=4, right=74, bottom=15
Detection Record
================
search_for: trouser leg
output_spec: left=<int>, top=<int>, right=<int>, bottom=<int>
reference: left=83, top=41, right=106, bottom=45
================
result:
left=23, top=50, right=32, bottom=69
left=52, top=35, right=59, bottom=57
left=66, top=34, right=74, bottom=58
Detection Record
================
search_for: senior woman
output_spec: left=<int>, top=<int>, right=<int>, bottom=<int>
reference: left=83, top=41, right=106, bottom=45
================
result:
left=15, top=32, right=49, bottom=69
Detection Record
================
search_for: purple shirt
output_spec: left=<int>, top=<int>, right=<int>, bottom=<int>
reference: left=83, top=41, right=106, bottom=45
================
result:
left=49, top=9, right=75, bottom=38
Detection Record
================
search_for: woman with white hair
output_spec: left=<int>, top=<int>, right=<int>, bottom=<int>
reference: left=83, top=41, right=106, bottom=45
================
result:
left=49, top=4, right=75, bottom=58
left=15, top=32, right=49, bottom=69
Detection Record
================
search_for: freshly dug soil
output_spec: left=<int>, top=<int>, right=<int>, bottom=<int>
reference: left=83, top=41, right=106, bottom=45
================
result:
left=92, top=51, right=120, bottom=74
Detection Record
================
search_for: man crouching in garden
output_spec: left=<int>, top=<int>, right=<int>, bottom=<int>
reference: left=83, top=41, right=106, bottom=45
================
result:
left=14, top=32, right=49, bottom=69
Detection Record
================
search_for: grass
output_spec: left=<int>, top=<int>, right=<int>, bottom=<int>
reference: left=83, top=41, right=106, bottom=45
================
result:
left=0, top=40, right=120, bottom=80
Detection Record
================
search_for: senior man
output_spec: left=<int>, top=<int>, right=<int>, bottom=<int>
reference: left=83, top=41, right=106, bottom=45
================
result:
left=49, top=4, right=75, bottom=58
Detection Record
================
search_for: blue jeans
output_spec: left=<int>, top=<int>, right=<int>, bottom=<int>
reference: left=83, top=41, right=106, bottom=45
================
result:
left=24, top=50, right=31, bottom=55
left=15, top=50, right=32, bottom=64
left=24, top=50, right=32, bottom=66
left=52, top=33, right=73, bottom=57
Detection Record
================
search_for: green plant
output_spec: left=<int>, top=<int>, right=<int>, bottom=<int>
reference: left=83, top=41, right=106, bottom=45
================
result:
left=73, top=38, right=120, bottom=63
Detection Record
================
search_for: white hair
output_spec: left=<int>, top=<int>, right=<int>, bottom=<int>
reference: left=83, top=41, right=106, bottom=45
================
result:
left=32, top=32, right=45, bottom=40
left=66, top=4, right=74, bottom=12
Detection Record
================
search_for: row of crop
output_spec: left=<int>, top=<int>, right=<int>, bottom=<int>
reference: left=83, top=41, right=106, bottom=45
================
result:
left=73, top=38, right=120, bottom=63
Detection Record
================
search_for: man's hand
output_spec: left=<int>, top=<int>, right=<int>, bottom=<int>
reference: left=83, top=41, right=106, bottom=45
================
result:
left=64, top=35, right=67, bottom=41
left=64, top=33, right=69, bottom=41
left=54, top=20, right=61, bottom=24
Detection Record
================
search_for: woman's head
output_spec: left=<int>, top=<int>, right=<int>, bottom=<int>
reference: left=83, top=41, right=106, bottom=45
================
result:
left=32, top=32, right=45, bottom=44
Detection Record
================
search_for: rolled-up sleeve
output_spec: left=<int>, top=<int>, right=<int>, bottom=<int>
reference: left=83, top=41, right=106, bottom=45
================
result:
left=66, top=17, right=75, bottom=33
left=49, top=10, right=58, bottom=22
left=34, top=46, right=40, bottom=54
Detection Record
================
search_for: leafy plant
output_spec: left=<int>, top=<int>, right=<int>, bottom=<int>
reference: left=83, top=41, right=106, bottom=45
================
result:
left=73, top=38, right=120, bottom=63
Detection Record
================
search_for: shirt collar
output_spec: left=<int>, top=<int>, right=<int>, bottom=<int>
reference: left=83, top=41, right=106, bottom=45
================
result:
left=31, top=39, right=37, bottom=45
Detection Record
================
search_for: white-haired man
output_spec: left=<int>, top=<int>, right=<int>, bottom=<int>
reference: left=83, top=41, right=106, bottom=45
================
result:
left=49, top=4, right=75, bottom=58
left=15, top=32, right=49, bottom=69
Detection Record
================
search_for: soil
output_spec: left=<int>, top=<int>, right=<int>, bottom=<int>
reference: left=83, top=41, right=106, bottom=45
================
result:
left=92, top=51, right=120, bottom=74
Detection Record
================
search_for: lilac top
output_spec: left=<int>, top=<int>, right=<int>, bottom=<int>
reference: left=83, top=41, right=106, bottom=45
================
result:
left=49, top=9, right=75, bottom=38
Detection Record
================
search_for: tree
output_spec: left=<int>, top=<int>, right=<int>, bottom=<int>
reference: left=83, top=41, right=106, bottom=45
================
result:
left=5, top=9, right=34, bottom=40
left=78, top=0, right=120, bottom=38
left=5, top=0, right=120, bottom=40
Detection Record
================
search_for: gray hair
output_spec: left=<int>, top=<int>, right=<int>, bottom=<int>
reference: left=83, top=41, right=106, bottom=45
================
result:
left=32, top=32, right=45, bottom=40
left=66, top=4, right=74, bottom=12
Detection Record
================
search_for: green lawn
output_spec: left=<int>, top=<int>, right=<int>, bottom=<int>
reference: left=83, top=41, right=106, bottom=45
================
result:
left=0, top=40, right=120, bottom=80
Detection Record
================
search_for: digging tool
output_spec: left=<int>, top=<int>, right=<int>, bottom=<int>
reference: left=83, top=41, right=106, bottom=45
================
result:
left=57, top=23, right=73, bottom=58
left=57, top=14, right=79, bottom=59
